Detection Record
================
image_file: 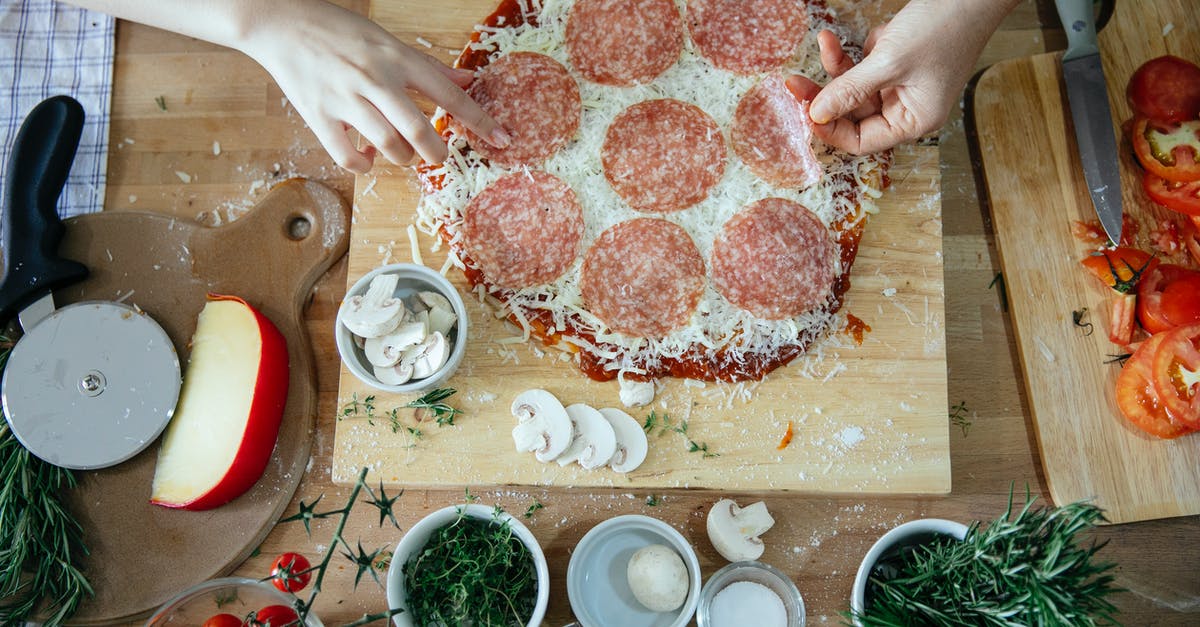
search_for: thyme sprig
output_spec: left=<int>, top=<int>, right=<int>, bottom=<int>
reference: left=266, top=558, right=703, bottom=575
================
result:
left=406, top=388, right=463, bottom=426
left=852, top=490, right=1119, bottom=627
left=949, top=401, right=971, bottom=437
left=642, top=411, right=718, bottom=457
left=0, top=335, right=93, bottom=625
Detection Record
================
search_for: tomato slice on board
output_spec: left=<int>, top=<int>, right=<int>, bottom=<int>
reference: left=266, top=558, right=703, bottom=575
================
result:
left=1127, top=55, right=1200, bottom=124
left=1080, top=247, right=1158, bottom=293
left=1143, top=172, right=1200, bottom=216
left=1152, top=324, right=1200, bottom=429
left=1137, top=264, right=1200, bottom=333
left=1071, top=215, right=1139, bottom=247
left=1107, top=292, right=1137, bottom=345
left=1115, top=331, right=1196, bottom=439
left=1184, top=216, right=1200, bottom=265
left=1131, top=117, right=1200, bottom=183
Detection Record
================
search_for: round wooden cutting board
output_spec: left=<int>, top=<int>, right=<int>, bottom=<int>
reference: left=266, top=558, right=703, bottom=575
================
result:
left=47, top=179, right=348, bottom=623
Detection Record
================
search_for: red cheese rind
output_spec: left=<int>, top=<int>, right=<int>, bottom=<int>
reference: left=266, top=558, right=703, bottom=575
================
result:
left=566, top=0, right=684, bottom=86
left=687, top=0, right=808, bottom=74
left=456, top=52, right=580, bottom=167
left=711, top=198, right=835, bottom=319
left=581, top=218, right=705, bottom=337
left=463, top=171, right=585, bottom=288
left=602, top=98, right=725, bottom=213
left=732, top=74, right=823, bottom=189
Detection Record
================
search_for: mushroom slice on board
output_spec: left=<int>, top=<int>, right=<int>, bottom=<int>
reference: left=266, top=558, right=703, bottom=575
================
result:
left=511, top=389, right=573, bottom=462
left=399, top=332, right=450, bottom=380
left=339, top=273, right=406, bottom=338
left=706, top=499, right=775, bottom=562
left=363, top=322, right=427, bottom=368
left=599, top=407, right=648, bottom=473
left=557, top=403, right=618, bottom=470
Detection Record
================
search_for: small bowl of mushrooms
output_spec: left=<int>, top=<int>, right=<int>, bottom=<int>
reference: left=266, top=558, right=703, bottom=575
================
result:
left=335, top=263, right=467, bottom=393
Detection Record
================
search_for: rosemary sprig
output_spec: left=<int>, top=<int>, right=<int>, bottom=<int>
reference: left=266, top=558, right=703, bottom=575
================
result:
left=0, top=336, right=93, bottom=625
left=852, top=491, right=1119, bottom=627
left=406, top=388, right=462, bottom=426
left=949, top=401, right=971, bottom=437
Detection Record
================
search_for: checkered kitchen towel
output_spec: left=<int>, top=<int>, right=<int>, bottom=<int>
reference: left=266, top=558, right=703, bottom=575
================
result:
left=1, top=0, right=114, bottom=217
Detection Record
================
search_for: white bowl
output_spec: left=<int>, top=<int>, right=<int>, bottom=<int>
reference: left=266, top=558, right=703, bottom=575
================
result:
left=385, top=504, right=549, bottom=627
left=567, top=515, right=701, bottom=627
left=696, top=561, right=804, bottom=627
left=849, top=518, right=969, bottom=624
left=335, top=263, right=469, bottom=393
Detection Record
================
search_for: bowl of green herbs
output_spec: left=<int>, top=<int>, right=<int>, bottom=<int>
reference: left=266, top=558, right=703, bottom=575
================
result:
left=387, top=504, right=549, bottom=627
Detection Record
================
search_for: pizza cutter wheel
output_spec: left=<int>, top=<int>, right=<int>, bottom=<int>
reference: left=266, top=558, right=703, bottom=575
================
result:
left=0, top=96, right=181, bottom=469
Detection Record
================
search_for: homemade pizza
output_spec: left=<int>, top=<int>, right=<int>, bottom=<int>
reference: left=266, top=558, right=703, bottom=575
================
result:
left=416, top=0, right=889, bottom=384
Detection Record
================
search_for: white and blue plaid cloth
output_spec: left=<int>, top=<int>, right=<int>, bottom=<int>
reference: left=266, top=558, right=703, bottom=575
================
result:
left=1, top=0, right=114, bottom=217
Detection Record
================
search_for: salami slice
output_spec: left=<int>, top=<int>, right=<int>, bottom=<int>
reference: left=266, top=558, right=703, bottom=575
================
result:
left=581, top=218, right=705, bottom=337
left=566, top=0, right=684, bottom=86
left=602, top=99, right=725, bottom=213
left=456, top=52, right=581, bottom=167
left=463, top=171, right=585, bottom=288
left=710, top=198, right=834, bottom=319
left=687, top=0, right=808, bottom=74
left=732, top=74, right=823, bottom=189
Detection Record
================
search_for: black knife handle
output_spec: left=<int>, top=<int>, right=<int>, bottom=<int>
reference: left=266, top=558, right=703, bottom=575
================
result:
left=0, top=96, right=90, bottom=324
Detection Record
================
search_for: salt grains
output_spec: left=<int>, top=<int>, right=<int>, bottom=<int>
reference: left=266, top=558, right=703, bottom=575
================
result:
left=709, top=581, right=787, bottom=627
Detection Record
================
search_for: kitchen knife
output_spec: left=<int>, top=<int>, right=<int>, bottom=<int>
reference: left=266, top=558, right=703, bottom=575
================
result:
left=1055, top=0, right=1123, bottom=245
left=0, top=96, right=181, bottom=470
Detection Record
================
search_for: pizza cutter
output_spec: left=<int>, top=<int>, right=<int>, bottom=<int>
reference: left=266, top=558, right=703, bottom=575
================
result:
left=0, top=96, right=181, bottom=470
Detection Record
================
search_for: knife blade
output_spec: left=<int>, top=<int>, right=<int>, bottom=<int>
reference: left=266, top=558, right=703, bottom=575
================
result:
left=1055, top=0, right=1123, bottom=245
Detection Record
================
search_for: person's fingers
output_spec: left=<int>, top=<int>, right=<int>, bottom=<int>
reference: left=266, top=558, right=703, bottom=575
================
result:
left=367, top=89, right=449, bottom=163
left=410, top=56, right=511, bottom=149
left=817, top=30, right=855, bottom=78
left=309, top=116, right=374, bottom=174
left=784, top=75, right=822, bottom=102
left=814, top=110, right=911, bottom=155
left=350, top=98, right=418, bottom=165
left=808, top=52, right=896, bottom=126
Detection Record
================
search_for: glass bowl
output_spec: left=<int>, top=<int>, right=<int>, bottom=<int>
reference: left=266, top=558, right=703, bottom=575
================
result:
left=144, top=577, right=321, bottom=626
left=696, top=561, right=804, bottom=627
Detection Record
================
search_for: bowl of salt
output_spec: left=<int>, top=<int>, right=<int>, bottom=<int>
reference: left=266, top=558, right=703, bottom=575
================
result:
left=695, top=561, right=804, bottom=627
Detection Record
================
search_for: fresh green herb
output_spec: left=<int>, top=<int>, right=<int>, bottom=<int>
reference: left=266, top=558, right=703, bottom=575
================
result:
left=402, top=508, right=538, bottom=627
left=1073, top=307, right=1094, bottom=336
left=154, top=95, right=167, bottom=111
left=214, top=589, right=239, bottom=609
left=1105, top=353, right=1133, bottom=366
left=988, top=272, right=1008, bottom=312
left=406, top=388, right=462, bottom=426
left=464, top=487, right=479, bottom=503
left=387, top=408, right=402, bottom=433
left=642, top=411, right=717, bottom=457
left=1093, top=250, right=1155, bottom=294
left=278, top=468, right=403, bottom=625
left=406, top=426, right=423, bottom=440
left=340, top=393, right=378, bottom=420
left=645, top=495, right=660, bottom=507
left=524, top=500, right=544, bottom=518
left=949, top=401, right=971, bottom=437
left=851, top=490, right=1119, bottom=627
left=374, top=550, right=393, bottom=572
left=0, top=335, right=93, bottom=625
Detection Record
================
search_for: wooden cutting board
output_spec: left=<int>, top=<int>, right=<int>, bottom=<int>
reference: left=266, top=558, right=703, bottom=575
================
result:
left=42, top=179, right=348, bottom=623
left=973, top=1, right=1200, bottom=524
left=332, top=0, right=950, bottom=494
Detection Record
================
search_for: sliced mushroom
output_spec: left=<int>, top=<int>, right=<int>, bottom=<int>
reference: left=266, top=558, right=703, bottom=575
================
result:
left=399, top=332, right=450, bottom=380
left=706, top=499, right=775, bottom=563
left=364, top=322, right=428, bottom=367
left=599, top=408, right=648, bottom=473
left=556, top=404, right=618, bottom=470
left=418, top=291, right=453, bottom=313
left=511, top=389, right=573, bottom=462
left=426, top=304, right=458, bottom=337
left=373, top=361, right=414, bottom=386
left=618, top=373, right=656, bottom=408
left=339, top=273, right=406, bottom=338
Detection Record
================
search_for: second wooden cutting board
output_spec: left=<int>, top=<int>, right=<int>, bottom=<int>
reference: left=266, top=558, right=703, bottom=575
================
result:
left=973, top=0, right=1200, bottom=523
left=332, top=0, right=949, bottom=494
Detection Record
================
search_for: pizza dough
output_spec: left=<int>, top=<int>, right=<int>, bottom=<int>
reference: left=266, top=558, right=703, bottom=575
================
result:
left=710, top=197, right=835, bottom=319
left=456, top=51, right=581, bottom=167
left=732, top=74, right=823, bottom=189
left=566, top=0, right=684, bottom=86
left=602, top=99, right=726, bottom=213
left=687, top=0, right=809, bottom=74
left=463, top=171, right=585, bottom=288
left=580, top=218, right=706, bottom=337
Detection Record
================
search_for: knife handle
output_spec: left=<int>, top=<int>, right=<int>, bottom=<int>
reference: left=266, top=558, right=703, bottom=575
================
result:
left=1055, top=0, right=1099, bottom=60
left=0, top=96, right=90, bottom=324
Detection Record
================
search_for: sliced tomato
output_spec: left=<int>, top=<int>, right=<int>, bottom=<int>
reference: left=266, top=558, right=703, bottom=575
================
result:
left=1107, top=293, right=1137, bottom=345
left=1184, top=216, right=1200, bottom=265
left=1115, top=332, right=1195, bottom=439
left=1137, top=264, right=1200, bottom=333
left=1071, top=215, right=1139, bottom=247
left=1127, top=55, right=1200, bottom=124
left=1131, top=116, right=1200, bottom=183
left=1152, top=324, right=1200, bottom=429
left=1143, top=172, right=1200, bottom=216
left=203, top=615, right=245, bottom=627
left=1079, top=247, right=1158, bottom=293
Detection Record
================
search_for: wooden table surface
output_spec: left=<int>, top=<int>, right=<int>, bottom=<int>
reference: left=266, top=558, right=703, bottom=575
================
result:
left=100, top=1, right=1199, bottom=624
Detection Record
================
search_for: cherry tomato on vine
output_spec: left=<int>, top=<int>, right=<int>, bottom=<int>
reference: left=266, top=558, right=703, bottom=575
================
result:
left=255, top=604, right=300, bottom=626
left=269, top=552, right=312, bottom=593
left=202, top=614, right=244, bottom=627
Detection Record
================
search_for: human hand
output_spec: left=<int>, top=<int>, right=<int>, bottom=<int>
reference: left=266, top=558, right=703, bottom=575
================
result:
left=241, top=0, right=508, bottom=173
left=788, top=0, right=1018, bottom=154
